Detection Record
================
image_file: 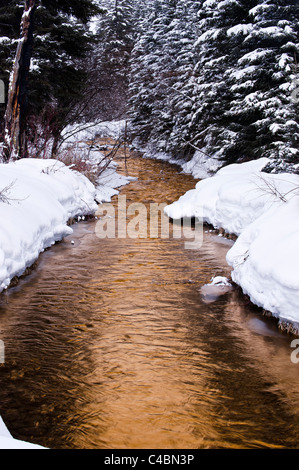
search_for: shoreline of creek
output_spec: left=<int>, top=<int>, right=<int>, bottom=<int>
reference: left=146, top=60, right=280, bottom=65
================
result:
left=1, top=147, right=299, bottom=449
left=2, top=144, right=299, bottom=338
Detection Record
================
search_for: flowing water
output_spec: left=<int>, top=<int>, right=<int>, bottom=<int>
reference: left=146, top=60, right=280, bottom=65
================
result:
left=0, top=148, right=299, bottom=449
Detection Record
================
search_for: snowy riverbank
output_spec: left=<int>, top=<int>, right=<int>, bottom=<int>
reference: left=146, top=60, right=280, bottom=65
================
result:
left=0, top=156, right=133, bottom=294
left=165, top=158, right=299, bottom=331
left=0, top=158, right=96, bottom=292
left=0, top=149, right=133, bottom=448
left=133, top=140, right=223, bottom=179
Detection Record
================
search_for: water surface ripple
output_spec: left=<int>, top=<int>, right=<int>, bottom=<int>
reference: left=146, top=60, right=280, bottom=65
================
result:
left=0, top=154, right=298, bottom=449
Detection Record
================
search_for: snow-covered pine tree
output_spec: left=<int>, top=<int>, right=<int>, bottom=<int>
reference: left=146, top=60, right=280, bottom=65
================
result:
left=88, top=0, right=136, bottom=121
left=181, top=0, right=257, bottom=166
left=129, top=0, right=298, bottom=174
left=161, top=0, right=202, bottom=159
left=229, top=0, right=299, bottom=173
left=129, top=0, right=257, bottom=162
left=128, top=5, right=158, bottom=144
left=28, top=0, right=101, bottom=157
left=128, top=0, right=179, bottom=149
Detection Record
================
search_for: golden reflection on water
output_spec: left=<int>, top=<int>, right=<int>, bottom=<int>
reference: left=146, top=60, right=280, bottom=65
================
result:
left=0, top=150, right=299, bottom=449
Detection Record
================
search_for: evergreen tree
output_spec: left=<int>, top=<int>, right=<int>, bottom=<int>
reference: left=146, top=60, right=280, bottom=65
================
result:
left=28, top=0, right=101, bottom=156
left=129, top=0, right=299, bottom=173
left=129, top=0, right=179, bottom=147
left=181, top=0, right=257, bottom=164
left=2, top=0, right=297, bottom=171
left=88, top=0, right=136, bottom=121
left=231, top=0, right=299, bottom=172
left=161, top=0, right=202, bottom=158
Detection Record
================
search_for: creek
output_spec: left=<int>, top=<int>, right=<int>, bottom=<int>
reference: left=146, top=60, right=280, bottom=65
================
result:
left=0, top=149, right=298, bottom=449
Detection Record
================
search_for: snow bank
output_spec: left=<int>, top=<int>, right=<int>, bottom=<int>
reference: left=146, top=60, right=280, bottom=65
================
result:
left=227, top=195, right=299, bottom=325
left=180, top=151, right=223, bottom=179
left=165, top=158, right=272, bottom=232
left=0, top=155, right=133, bottom=448
left=0, top=155, right=134, bottom=293
left=165, top=158, right=299, bottom=327
left=95, top=161, right=136, bottom=203
left=0, top=416, right=45, bottom=449
left=62, top=119, right=127, bottom=143
left=132, top=140, right=223, bottom=179
left=60, top=120, right=135, bottom=203
left=0, top=121, right=135, bottom=448
left=0, top=158, right=97, bottom=293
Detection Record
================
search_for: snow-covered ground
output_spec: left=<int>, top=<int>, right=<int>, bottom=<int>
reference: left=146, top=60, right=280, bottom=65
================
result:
left=60, top=120, right=136, bottom=203
left=61, top=119, right=127, bottom=144
left=165, top=158, right=299, bottom=330
left=0, top=121, right=134, bottom=293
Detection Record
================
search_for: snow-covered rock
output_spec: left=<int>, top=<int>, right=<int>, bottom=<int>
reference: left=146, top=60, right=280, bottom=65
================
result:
left=95, top=161, right=137, bottom=203
left=209, top=276, right=232, bottom=286
left=200, top=276, right=233, bottom=304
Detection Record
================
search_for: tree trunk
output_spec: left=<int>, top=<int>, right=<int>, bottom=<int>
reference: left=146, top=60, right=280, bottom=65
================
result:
left=2, top=0, right=36, bottom=162
left=51, top=131, right=61, bottom=159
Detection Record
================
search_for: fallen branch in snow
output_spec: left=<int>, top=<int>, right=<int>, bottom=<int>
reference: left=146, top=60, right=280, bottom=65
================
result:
left=180, top=136, right=212, bottom=158
left=41, top=160, right=65, bottom=175
left=256, top=174, right=288, bottom=202
left=256, top=173, right=299, bottom=203
left=0, top=180, right=16, bottom=204
left=57, top=120, right=107, bottom=151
